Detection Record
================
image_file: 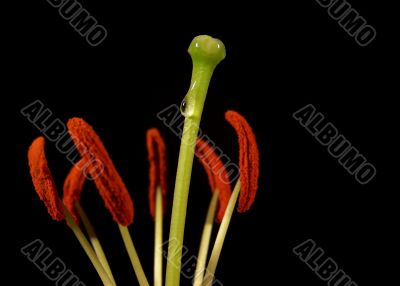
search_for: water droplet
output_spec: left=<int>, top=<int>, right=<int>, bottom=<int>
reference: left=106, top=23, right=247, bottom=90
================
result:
left=180, top=99, right=187, bottom=115
left=180, top=95, right=195, bottom=117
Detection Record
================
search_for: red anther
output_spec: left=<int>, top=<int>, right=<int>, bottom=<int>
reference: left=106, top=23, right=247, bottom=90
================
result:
left=195, top=138, right=232, bottom=223
left=28, top=137, right=65, bottom=221
left=67, top=118, right=134, bottom=226
left=146, top=128, right=168, bottom=219
left=63, top=158, right=88, bottom=222
left=225, top=111, right=259, bottom=212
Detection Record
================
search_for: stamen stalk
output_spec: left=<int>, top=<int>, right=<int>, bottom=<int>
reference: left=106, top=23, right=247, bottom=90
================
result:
left=203, top=180, right=241, bottom=286
left=193, top=190, right=219, bottom=286
left=75, top=202, right=116, bottom=285
left=154, top=185, right=163, bottom=286
left=64, top=207, right=114, bottom=286
left=118, top=225, right=150, bottom=286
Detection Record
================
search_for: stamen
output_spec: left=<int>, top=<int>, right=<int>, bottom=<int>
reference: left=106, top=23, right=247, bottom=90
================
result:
left=63, top=158, right=87, bottom=222
left=195, top=138, right=232, bottom=223
left=67, top=118, right=134, bottom=226
left=225, top=110, right=259, bottom=212
left=28, top=136, right=65, bottom=221
left=146, top=128, right=168, bottom=219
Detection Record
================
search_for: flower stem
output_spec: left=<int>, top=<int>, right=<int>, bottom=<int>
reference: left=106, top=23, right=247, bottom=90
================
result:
left=75, top=202, right=116, bottom=285
left=165, top=35, right=226, bottom=286
left=154, top=185, right=163, bottom=286
left=203, top=180, right=241, bottom=286
left=64, top=206, right=114, bottom=286
left=193, top=190, right=219, bottom=286
left=118, top=225, right=150, bottom=286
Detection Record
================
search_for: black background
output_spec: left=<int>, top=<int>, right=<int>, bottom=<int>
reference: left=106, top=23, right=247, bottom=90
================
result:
left=5, top=1, right=395, bottom=285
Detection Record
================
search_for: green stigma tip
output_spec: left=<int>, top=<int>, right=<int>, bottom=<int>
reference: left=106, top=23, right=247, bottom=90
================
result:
left=188, top=35, right=226, bottom=66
